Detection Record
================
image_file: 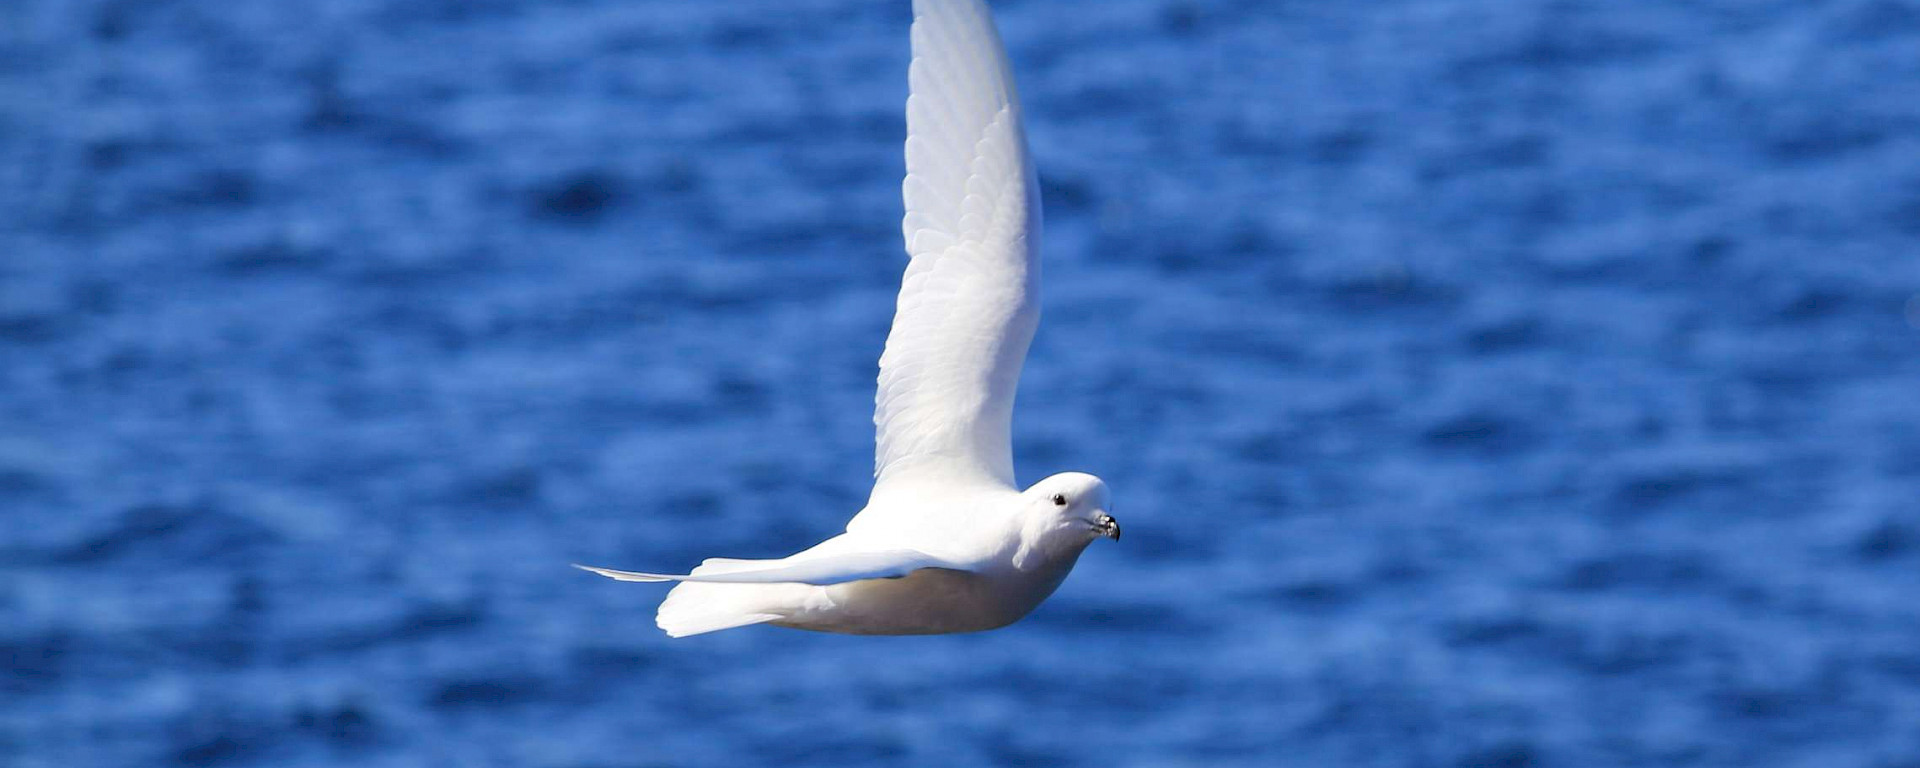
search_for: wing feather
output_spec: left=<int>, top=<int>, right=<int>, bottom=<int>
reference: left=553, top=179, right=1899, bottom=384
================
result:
left=866, top=0, right=1040, bottom=504
left=572, top=549, right=961, bottom=586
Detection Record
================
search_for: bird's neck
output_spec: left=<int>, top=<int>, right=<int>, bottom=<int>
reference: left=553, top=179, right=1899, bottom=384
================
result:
left=1010, top=521, right=1091, bottom=574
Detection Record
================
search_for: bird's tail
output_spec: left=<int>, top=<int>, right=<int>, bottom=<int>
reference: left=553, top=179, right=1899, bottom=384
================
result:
left=654, top=558, right=804, bottom=638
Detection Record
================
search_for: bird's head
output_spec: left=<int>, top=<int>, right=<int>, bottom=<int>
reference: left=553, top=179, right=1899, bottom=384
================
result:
left=1012, top=472, right=1117, bottom=568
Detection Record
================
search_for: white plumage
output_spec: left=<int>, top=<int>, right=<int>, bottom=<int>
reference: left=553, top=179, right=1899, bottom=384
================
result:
left=577, top=0, right=1117, bottom=638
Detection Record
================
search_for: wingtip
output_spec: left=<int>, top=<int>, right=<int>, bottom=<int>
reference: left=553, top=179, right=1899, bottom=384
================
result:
left=572, top=563, right=673, bottom=583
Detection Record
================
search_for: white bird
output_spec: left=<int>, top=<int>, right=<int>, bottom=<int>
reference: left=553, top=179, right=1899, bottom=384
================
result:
left=576, top=0, right=1117, bottom=638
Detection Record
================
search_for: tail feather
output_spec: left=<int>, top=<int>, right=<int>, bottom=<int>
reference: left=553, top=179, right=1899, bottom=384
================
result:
left=655, top=583, right=783, bottom=637
left=575, top=556, right=816, bottom=637
left=655, top=557, right=804, bottom=638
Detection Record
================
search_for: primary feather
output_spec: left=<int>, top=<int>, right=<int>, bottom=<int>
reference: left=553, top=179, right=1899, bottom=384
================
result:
left=570, top=549, right=957, bottom=586
left=863, top=0, right=1042, bottom=508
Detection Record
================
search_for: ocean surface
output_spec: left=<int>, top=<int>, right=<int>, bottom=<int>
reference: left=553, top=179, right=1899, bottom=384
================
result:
left=4, top=0, right=1920, bottom=765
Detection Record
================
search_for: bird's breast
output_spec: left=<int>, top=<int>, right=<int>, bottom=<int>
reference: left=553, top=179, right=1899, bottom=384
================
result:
left=774, top=565, right=1064, bottom=636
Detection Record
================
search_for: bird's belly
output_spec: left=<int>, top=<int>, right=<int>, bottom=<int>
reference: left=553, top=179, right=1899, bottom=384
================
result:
left=772, top=567, right=1055, bottom=636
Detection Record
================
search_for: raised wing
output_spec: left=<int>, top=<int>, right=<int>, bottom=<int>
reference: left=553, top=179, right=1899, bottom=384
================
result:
left=572, top=549, right=963, bottom=586
left=869, top=0, right=1041, bottom=498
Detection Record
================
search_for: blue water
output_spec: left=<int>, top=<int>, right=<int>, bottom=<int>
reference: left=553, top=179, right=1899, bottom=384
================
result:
left=5, top=0, right=1920, bottom=765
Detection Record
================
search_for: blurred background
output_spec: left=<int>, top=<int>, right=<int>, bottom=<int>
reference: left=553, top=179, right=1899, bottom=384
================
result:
left=4, top=0, right=1919, bottom=765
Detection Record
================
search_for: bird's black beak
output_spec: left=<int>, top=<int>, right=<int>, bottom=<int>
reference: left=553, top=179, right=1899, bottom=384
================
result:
left=1096, top=513, right=1120, bottom=541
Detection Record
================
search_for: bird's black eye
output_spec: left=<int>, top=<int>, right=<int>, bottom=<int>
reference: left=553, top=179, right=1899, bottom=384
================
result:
left=1051, top=493, right=1068, bottom=507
